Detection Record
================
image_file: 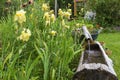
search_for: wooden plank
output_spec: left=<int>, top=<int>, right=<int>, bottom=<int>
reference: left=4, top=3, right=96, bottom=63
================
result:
left=73, top=0, right=86, bottom=16
left=74, top=0, right=77, bottom=16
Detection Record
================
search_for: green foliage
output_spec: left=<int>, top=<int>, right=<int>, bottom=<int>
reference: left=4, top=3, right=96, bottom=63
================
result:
left=49, top=0, right=73, bottom=9
left=0, top=0, right=20, bottom=19
left=0, top=0, right=5, bottom=18
left=0, top=1, right=82, bottom=80
left=86, top=0, right=120, bottom=27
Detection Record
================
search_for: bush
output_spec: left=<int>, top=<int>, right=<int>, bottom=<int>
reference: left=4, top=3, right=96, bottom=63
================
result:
left=87, top=0, right=120, bottom=27
left=0, top=0, right=5, bottom=18
left=49, top=0, right=73, bottom=8
left=0, top=0, right=20, bottom=19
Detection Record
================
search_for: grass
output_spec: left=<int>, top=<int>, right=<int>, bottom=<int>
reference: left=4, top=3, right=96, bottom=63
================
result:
left=98, top=32, right=120, bottom=79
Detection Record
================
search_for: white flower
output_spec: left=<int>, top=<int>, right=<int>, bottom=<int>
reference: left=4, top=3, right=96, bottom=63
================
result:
left=84, top=11, right=96, bottom=20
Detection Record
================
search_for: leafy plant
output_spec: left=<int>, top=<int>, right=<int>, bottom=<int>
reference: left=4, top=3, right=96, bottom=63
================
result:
left=86, top=0, right=120, bottom=27
left=0, top=1, right=82, bottom=80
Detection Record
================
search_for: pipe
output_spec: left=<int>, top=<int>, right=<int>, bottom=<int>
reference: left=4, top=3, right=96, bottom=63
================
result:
left=82, top=26, right=93, bottom=40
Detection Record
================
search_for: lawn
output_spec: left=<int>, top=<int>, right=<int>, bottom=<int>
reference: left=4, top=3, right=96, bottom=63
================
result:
left=98, top=32, right=120, bottom=79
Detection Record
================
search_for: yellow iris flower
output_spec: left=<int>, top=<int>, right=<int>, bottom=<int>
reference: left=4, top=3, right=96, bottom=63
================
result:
left=81, top=8, right=84, bottom=12
left=45, top=20, right=50, bottom=26
left=64, top=12, right=71, bottom=19
left=68, top=3, right=71, bottom=8
left=49, top=10, right=54, bottom=15
left=67, top=9, right=72, bottom=14
left=58, top=9, right=64, bottom=18
left=50, top=30, right=57, bottom=36
left=14, top=9, right=26, bottom=24
left=42, top=3, right=49, bottom=11
left=61, top=19, right=65, bottom=26
left=43, top=12, right=50, bottom=21
left=51, top=14, right=56, bottom=23
left=19, top=28, right=31, bottom=42
left=44, top=12, right=56, bottom=26
left=64, top=25, right=70, bottom=29
left=76, top=23, right=80, bottom=27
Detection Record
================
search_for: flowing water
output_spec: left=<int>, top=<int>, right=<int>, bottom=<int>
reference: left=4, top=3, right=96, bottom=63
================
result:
left=88, top=40, right=91, bottom=54
left=88, top=40, right=92, bottom=62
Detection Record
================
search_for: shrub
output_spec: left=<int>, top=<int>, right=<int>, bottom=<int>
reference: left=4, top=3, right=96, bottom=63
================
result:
left=0, top=0, right=5, bottom=18
left=0, top=0, right=20, bottom=19
left=86, top=0, right=120, bottom=27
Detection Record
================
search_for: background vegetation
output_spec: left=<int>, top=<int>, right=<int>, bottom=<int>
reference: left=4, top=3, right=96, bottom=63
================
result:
left=86, top=0, right=120, bottom=27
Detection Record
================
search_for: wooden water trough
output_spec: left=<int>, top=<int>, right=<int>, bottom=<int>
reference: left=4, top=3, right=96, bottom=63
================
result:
left=73, top=26, right=118, bottom=80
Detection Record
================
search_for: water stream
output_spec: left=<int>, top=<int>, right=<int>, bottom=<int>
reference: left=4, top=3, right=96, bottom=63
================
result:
left=88, top=40, right=91, bottom=54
